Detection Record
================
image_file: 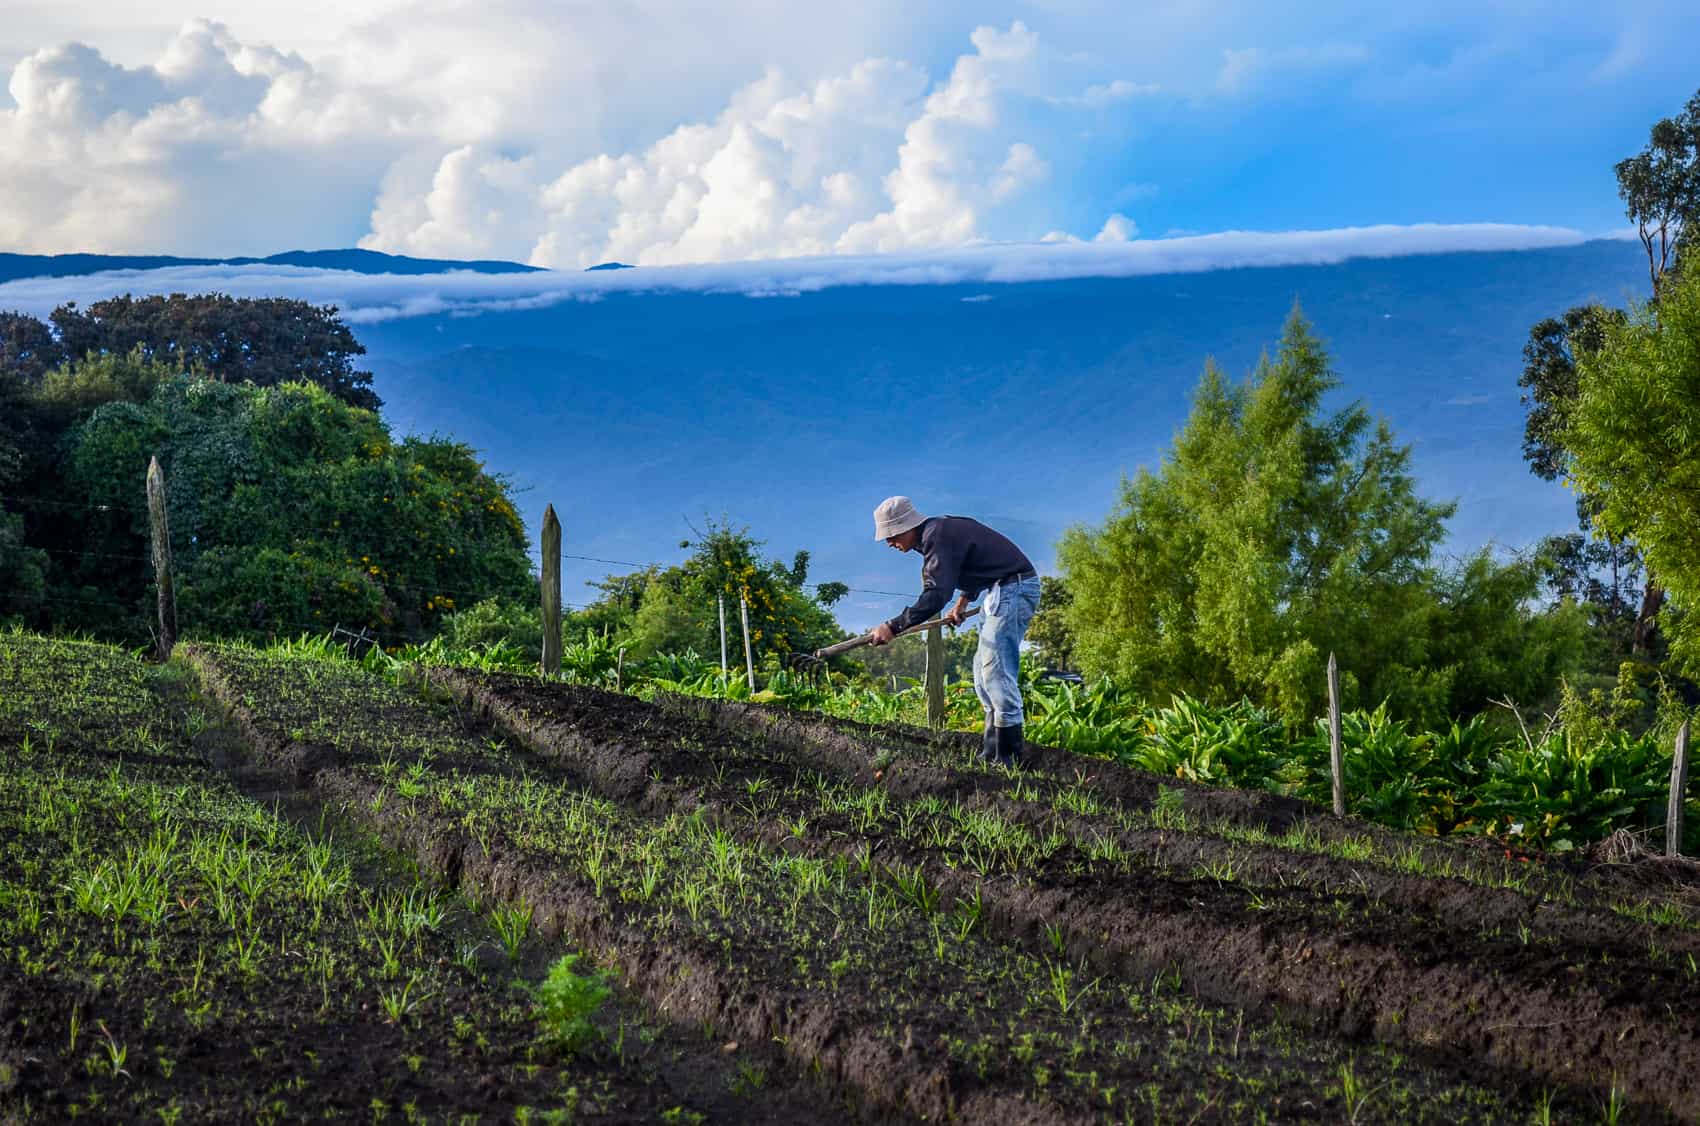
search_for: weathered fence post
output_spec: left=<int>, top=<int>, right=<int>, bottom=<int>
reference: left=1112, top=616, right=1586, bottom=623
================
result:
left=616, top=647, right=626, bottom=694
left=925, top=623, right=946, bottom=729
left=1669, top=718, right=1691, bottom=858
left=740, top=594, right=756, bottom=693
left=540, top=504, right=561, bottom=677
left=1328, top=651, right=1345, bottom=817
left=146, top=457, right=176, bottom=660
left=718, top=593, right=729, bottom=692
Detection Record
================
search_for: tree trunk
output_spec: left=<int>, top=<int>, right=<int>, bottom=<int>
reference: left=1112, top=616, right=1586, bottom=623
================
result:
left=1633, top=574, right=1666, bottom=657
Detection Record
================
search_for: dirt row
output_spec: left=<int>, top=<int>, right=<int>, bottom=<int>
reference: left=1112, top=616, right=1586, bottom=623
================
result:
left=432, top=667, right=1700, bottom=1121
left=0, top=640, right=836, bottom=1124
left=666, top=692, right=1700, bottom=914
left=187, top=645, right=1591, bottom=1123
left=185, top=647, right=1104, bottom=1123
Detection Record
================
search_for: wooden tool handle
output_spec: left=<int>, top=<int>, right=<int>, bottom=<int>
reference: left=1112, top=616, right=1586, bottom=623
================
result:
left=811, top=605, right=982, bottom=660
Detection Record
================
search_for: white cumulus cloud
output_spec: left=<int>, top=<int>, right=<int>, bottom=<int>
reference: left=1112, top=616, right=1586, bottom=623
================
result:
left=0, top=19, right=411, bottom=254
left=370, top=20, right=1125, bottom=267
left=2, top=14, right=1144, bottom=266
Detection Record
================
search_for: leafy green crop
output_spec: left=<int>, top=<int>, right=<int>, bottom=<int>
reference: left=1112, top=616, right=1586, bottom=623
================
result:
left=535, top=954, right=611, bottom=1054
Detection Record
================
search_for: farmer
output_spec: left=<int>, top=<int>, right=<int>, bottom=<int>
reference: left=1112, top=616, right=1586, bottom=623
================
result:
left=869, top=496, right=1039, bottom=767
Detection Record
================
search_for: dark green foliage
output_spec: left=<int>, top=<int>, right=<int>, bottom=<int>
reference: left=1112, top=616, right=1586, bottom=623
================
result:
left=0, top=509, right=46, bottom=621
left=1518, top=306, right=1624, bottom=483
left=49, top=293, right=380, bottom=410
left=9, top=369, right=530, bottom=644
left=0, top=311, right=63, bottom=383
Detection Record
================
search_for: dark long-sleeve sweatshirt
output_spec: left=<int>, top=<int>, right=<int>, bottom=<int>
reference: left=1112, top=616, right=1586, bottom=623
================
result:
left=884, top=516, right=1035, bottom=633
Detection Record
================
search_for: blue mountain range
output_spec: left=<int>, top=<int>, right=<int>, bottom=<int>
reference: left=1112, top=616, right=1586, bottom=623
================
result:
left=0, top=239, right=1650, bottom=631
left=342, top=240, right=1645, bottom=629
left=0, top=247, right=543, bottom=284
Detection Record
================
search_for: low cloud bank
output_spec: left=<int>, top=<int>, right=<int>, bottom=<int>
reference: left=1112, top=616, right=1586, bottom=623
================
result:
left=0, top=222, right=1587, bottom=324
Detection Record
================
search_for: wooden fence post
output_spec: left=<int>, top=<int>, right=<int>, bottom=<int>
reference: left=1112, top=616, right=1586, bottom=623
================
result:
left=1328, top=651, right=1345, bottom=817
left=540, top=504, right=561, bottom=677
left=146, top=457, right=176, bottom=660
left=1669, top=718, right=1691, bottom=858
left=740, top=594, right=756, bottom=693
left=718, top=594, right=729, bottom=692
left=925, top=623, right=946, bottom=729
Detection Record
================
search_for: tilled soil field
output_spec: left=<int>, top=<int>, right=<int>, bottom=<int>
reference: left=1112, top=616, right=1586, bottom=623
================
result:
left=10, top=634, right=1700, bottom=1123
left=0, top=635, right=858, bottom=1124
left=174, top=642, right=1699, bottom=1123
left=426, top=670, right=1700, bottom=1121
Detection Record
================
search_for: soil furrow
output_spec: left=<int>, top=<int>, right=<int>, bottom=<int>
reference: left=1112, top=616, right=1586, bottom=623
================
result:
left=185, top=648, right=1106, bottom=1123
left=432, top=667, right=1700, bottom=1121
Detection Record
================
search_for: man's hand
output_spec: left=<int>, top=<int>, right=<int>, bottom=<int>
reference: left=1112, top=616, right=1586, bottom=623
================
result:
left=944, top=596, right=971, bottom=627
left=869, top=622, right=896, bottom=646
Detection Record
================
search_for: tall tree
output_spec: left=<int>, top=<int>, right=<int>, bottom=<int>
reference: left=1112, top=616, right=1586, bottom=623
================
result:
left=1061, top=307, right=1580, bottom=727
left=1517, top=307, right=1649, bottom=655
left=1615, top=87, right=1700, bottom=294
left=1568, top=264, right=1700, bottom=673
left=1516, top=88, right=1700, bottom=655
left=50, top=294, right=380, bottom=410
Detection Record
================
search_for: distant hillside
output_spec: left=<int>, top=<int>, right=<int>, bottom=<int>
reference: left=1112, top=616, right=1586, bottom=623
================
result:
left=0, top=248, right=543, bottom=285
left=347, top=238, right=1648, bottom=631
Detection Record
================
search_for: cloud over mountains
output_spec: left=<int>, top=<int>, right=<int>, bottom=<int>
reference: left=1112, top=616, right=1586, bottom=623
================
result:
left=0, top=223, right=1592, bottom=324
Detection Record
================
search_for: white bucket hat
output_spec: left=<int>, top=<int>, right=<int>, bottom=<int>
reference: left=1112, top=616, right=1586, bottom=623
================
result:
left=873, top=495, right=926, bottom=540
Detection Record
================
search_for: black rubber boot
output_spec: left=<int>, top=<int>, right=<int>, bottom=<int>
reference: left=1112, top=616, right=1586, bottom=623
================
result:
left=977, top=714, right=998, bottom=763
left=993, top=723, right=1024, bottom=768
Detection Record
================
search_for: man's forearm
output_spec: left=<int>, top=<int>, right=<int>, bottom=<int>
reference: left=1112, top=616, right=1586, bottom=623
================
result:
left=887, top=586, right=950, bottom=632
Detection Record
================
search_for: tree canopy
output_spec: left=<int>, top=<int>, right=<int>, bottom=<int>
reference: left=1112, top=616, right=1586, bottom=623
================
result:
left=590, top=522, right=846, bottom=666
left=0, top=300, right=527, bottom=645
left=1059, top=308, right=1583, bottom=727
left=43, top=293, right=379, bottom=410
left=1568, top=264, right=1700, bottom=673
left=1615, top=87, right=1700, bottom=293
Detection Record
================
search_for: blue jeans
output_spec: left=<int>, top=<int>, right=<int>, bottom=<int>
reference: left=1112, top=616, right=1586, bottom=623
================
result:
left=973, top=575, right=1040, bottom=727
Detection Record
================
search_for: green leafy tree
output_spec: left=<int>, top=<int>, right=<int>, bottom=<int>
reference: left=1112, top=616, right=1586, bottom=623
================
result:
left=1568, top=264, right=1700, bottom=673
left=853, top=625, right=979, bottom=685
left=1025, top=575, right=1076, bottom=671
left=1615, top=86, right=1700, bottom=294
left=1517, top=308, right=1648, bottom=656
left=1060, top=307, right=1576, bottom=728
left=1518, top=88, right=1700, bottom=659
left=0, top=311, right=63, bottom=384
left=47, top=376, right=530, bottom=642
left=50, top=293, right=380, bottom=409
left=575, top=522, right=844, bottom=665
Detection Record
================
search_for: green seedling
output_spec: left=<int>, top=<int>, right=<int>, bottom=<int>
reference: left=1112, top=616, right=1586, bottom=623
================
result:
left=491, top=903, right=533, bottom=961
left=533, top=954, right=609, bottom=1054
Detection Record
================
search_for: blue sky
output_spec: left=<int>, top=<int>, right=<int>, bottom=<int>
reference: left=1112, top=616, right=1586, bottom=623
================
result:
left=2, top=3, right=1696, bottom=262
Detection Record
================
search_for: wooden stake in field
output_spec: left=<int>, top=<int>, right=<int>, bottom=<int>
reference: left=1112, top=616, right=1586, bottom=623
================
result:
left=925, top=622, right=946, bottom=729
left=146, top=456, right=177, bottom=660
left=1670, top=717, right=1691, bottom=858
left=718, top=593, right=729, bottom=692
left=740, top=593, right=756, bottom=693
left=1328, top=651, right=1345, bottom=817
left=540, top=504, right=561, bottom=677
